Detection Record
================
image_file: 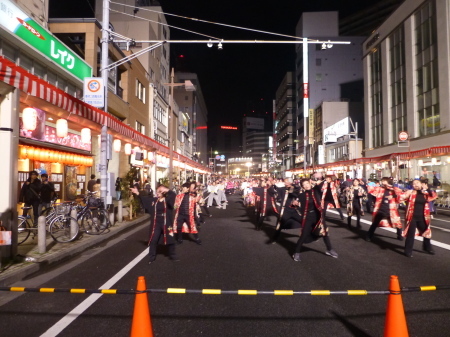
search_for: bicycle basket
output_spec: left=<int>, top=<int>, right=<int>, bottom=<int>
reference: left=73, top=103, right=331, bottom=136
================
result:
left=56, top=204, right=71, bottom=215
left=88, top=198, right=103, bottom=208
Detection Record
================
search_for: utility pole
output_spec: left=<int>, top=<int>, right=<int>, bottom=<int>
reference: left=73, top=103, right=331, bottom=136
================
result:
left=168, top=68, right=174, bottom=189
left=100, top=0, right=110, bottom=203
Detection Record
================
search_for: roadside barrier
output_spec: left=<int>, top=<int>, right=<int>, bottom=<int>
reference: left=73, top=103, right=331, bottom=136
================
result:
left=2, top=276, right=448, bottom=336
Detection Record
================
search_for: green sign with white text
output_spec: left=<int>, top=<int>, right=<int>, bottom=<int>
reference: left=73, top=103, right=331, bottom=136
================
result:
left=0, top=0, right=92, bottom=81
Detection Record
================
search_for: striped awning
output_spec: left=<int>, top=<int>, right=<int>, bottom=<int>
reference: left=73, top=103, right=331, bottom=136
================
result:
left=0, top=56, right=209, bottom=173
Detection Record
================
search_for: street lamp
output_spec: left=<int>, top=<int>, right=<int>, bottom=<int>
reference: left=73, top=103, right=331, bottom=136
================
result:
left=245, top=162, right=252, bottom=175
left=165, top=68, right=196, bottom=189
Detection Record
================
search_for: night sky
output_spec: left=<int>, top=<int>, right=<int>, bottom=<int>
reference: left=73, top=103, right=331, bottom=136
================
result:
left=157, top=0, right=385, bottom=129
left=51, top=0, right=386, bottom=128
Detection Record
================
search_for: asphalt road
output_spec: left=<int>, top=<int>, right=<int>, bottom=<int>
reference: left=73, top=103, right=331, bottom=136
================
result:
left=1, top=194, right=450, bottom=337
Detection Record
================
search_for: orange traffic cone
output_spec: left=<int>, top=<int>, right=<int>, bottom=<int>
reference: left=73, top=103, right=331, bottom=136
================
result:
left=130, top=276, right=154, bottom=337
left=384, top=275, right=409, bottom=337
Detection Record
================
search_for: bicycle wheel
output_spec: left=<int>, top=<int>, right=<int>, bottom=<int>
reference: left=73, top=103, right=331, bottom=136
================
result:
left=18, top=216, right=31, bottom=245
left=49, top=215, right=79, bottom=243
left=81, top=209, right=108, bottom=235
left=97, top=209, right=111, bottom=232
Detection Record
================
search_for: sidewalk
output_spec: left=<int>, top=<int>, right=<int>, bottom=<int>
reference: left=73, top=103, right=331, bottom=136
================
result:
left=0, top=213, right=150, bottom=287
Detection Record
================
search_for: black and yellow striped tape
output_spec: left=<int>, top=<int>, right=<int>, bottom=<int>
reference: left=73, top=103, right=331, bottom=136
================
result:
left=0, top=286, right=446, bottom=295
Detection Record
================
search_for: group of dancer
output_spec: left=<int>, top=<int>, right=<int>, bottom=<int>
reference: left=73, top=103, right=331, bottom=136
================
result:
left=131, top=181, right=212, bottom=264
left=242, top=174, right=436, bottom=261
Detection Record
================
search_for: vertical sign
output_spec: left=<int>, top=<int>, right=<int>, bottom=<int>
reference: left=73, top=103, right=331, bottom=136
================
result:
left=308, top=109, right=314, bottom=144
left=303, top=83, right=309, bottom=98
left=318, top=145, right=325, bottom=164
left=83, top=77, right=104, bottom=107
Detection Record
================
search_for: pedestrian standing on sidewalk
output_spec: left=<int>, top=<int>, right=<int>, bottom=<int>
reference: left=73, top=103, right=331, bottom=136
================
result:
left=19, top=170, right=42, bottom=225
left=345, top=179, right=367, bottom=229
left=402, top=178, right=437, bottom=257
left=39, top=173, right=55, bottom=215
left=317, top=175, right=345, bottom=222
left=365, top=177, right=404, bottom=242
left=87, top=174, right=96, bottom=192
left=115, top=177, right=122, bottom=200
left=131, top=184, right=178, bottom=263
left=292, top=179, right=338, bottom=261
left=174, top=182, right=202, bottom=245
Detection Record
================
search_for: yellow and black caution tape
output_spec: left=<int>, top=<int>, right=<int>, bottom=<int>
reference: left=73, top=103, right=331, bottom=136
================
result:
left=0, top=285, right=448, bottom=295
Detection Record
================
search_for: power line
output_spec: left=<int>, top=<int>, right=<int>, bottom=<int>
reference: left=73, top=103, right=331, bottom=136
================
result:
left=109, top=1, right=317, bottom=42
left=109, top=8, right=221, bottom=40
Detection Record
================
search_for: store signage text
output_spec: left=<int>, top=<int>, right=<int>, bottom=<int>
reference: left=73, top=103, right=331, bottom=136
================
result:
left=0, top=0, right=92, bottom=81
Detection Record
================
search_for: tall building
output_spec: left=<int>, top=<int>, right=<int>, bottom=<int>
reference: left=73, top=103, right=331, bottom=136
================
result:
left=242, top=117, right=272, bottom=173
left=295, top=11, right=365, bottom=170
left=173, top=72, right=208, bottom=165
left=362, top=0, right=450, bottom=183
left=275, top=72, right=295, bottom=171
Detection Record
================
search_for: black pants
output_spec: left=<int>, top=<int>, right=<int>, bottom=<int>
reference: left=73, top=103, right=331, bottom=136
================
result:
left=295, top=211, right=332, bottom=253
left=23, top=200, right=40, bottom=225
left=366, top=195, right=374, bottom=213
left=177, top=214, right=199, bottom=242
left=367, top=212, right=402, bottom=238
left=148, top=222, right=177, bottom=262
left=404, top=218, right=432, bottom=256
left=322, top=200, right=344, bottom=224
left=348, top=201, right=362, bottom=227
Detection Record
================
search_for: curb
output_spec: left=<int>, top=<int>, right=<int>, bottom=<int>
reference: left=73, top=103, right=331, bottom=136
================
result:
left=0, top=214, right=150, bottom=287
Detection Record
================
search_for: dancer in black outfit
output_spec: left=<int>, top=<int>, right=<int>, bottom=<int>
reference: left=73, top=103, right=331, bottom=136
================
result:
left=345, top=179, right=367, bottom=228
left=292, top=179, right=338, bottom=261
left=132, top=185, right=179, bottom=263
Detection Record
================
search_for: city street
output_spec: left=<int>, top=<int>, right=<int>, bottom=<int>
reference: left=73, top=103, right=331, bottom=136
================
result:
left=1, top=194, right=450, bottom=337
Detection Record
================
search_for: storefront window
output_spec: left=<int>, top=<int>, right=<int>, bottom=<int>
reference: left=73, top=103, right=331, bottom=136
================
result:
left=2, top=40, right=16, bottom=62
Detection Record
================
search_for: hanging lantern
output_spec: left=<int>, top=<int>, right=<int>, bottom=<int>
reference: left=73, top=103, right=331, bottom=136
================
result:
left=431, top=157, right=437, bottom=165
left=148, top=151, right=154, bottom=162
left=418, top=159, right=424, bottom=166
left=19, top=146, right=27, bottom=159
left=81, top=128, right=91, bottom=144
left=124, top=143, right=132, bottom=155
left=22, top=107, right=38, bottom=131
left=133, top=146, right=141, bottom=155
left=113, top=139, right=121, bottom=152
left=142, top=149, right=147, bottom=160
left=98, top=135, right=101, bottom=149
left=366, top=164, right=371, bottom=170
left=56, top=119, right=68, bottom=138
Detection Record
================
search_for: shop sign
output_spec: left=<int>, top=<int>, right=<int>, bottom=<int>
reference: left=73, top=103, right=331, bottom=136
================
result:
left=318, top=145, right=325, bottom=165
left=0, top=0, right=92, bottom=81
left=83, top=78, right=104, bottom=107
left=308, top=110, right=314, bottom=144
left=398, top=131, right=409, bottom=142
left=323, top=117, right=349, bottom=143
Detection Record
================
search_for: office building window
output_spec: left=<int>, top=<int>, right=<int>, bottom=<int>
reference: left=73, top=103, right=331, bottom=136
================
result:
left=389, top=25, right=407, bottom=141
left=136, top=79, right=146, bottom=103
left=415, top=1, right=439, bottom=136
left=136, top=121, right=145, bottom=135
left=370, top=47, right=383, bottom=147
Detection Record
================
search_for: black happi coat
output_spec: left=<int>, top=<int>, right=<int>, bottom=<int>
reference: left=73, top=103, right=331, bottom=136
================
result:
left=139, top=190, right=177, bottom=245
left=277, top=186, right=302, bottom=230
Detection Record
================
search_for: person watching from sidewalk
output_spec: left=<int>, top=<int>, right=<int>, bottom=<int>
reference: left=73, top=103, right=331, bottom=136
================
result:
left=401, top=178, right=437, bottom=257
left=87, top=174, right=96, bottom=192
left=39, top=173, right=55, bottom=215
left=292, top=178, right=338, bottom=262
left=131, top=184, right=179, bottom=263
left=19, top=170, right=42, bottom=225
left=365, top=177, right=403, bottom=242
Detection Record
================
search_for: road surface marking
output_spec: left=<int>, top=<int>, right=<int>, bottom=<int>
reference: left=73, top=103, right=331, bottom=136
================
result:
left=329, top=210, right=450, bottom=251
left=40, top=248, right=148, bottom=337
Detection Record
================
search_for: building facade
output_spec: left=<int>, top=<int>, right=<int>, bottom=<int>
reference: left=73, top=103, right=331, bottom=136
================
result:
left=363, top=0, right=450, bottom=186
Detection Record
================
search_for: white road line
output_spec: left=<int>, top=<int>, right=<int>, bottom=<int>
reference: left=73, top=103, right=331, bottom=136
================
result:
left=40, top=248, right=148, bottom=337
left=328, top=210, right=450, bottom=251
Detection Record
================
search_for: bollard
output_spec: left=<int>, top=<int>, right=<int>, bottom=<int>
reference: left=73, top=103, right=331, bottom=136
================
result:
left=118, top=200, right=123, bottom=223
left=38, top=215, right=46, bottom=253
left=70, top=209, right=78, bottom=239
left=109, top=210, right=115, bottom=227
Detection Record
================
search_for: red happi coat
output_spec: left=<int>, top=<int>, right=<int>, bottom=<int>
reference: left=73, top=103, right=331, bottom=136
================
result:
left=367, top=185, right=402, bottom=228
left=173, top=193, right=202, bottom=234
left=320, top=181, right=341, bottom=209
left=402, top=190, right=436, bottom=238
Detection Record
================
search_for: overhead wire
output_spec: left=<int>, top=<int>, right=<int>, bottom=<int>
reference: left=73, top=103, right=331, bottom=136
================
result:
left=109, top=8, right=222, bottom=41
left=109, top=0, right=317, bottom=42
